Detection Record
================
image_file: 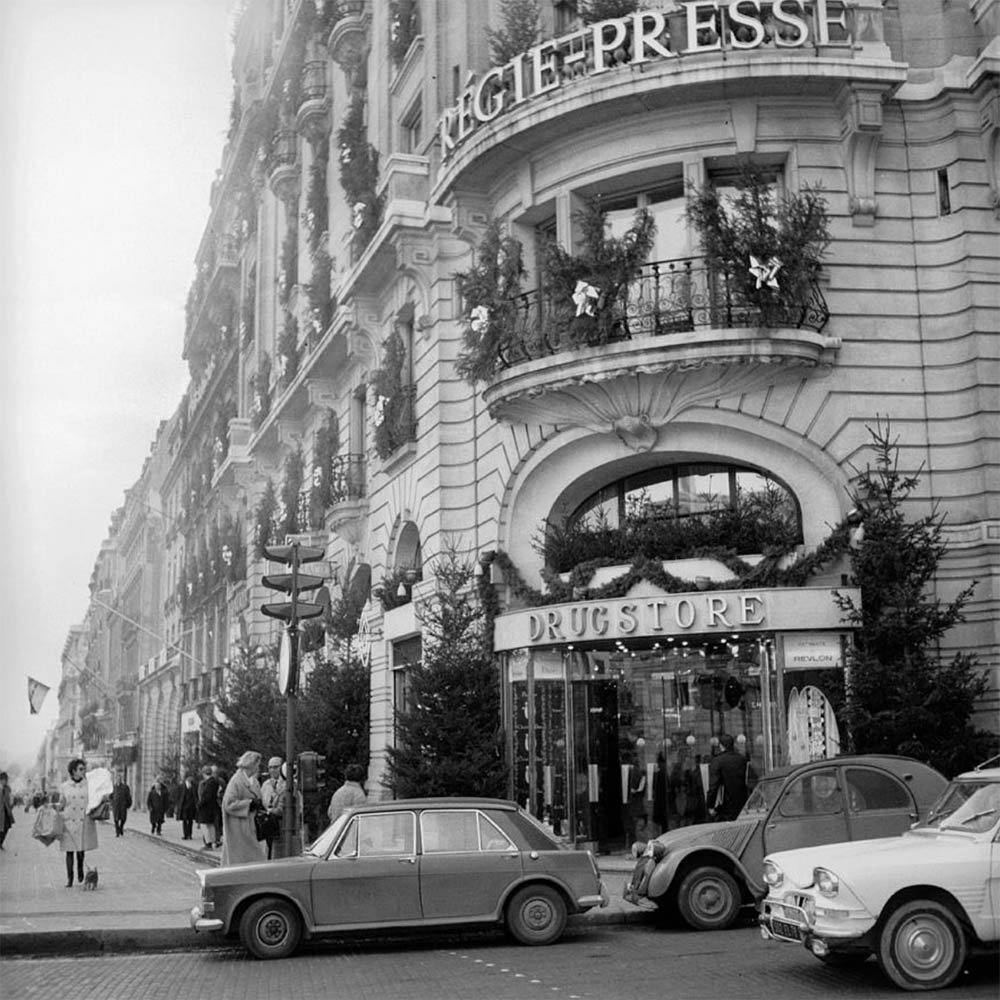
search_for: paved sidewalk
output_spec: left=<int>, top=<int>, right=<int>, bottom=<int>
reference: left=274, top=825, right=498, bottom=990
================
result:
left=0, top=809, right=651, bottom=956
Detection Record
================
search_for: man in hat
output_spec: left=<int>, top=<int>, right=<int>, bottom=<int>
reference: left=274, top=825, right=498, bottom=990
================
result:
left=260, top=756, right=286, bottom=859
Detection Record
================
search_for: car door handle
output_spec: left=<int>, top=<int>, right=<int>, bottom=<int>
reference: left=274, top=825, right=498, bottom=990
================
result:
left=398, top=857, right=415, bottom=864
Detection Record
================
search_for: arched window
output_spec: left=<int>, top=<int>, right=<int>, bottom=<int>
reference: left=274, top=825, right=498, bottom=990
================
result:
left=546, top=463, right=802, bottom=570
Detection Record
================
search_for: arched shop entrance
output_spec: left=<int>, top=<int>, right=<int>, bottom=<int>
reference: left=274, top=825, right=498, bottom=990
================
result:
left=495, top=584, right=855, bottom=854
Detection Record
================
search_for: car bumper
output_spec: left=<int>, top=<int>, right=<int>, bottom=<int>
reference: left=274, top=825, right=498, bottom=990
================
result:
left=190, top=905, right=225, bottom=933
left=758, top=899, right=876, bottom=950
left=578, top=880, right=609, bottom=910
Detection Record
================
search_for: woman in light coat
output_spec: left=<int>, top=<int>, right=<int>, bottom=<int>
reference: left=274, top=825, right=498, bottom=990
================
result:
left=56, top=757, right=99, bottom=888
left=220, top=750, right=264, bottom=866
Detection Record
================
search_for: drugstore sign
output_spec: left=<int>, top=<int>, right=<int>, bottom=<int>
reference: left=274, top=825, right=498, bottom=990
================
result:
left=493, top=586, right=858, bottom=650
left=439, top=2, right=856, bottom=157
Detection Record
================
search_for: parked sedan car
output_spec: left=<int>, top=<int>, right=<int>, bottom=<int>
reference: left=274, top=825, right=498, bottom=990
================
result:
left=758, top=765, right=1000, bottom=991
left=624, top=755, right=946, bottom=930
left=191, top=797, right=607, bottom=959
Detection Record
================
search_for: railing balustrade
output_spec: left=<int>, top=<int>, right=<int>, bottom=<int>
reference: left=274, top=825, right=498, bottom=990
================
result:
left=495, top=256, right=828, bottom=370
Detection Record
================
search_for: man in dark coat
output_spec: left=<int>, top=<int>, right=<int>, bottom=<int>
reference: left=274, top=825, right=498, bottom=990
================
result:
left=111, top=772, right=133, bottom=837
left=146, top=781, right=167, bottom=835
left=196, top=765, right=221, bottom=849
left=176, top=775, right=198, bottom=840
left=706, top=734, right=755, bottom=821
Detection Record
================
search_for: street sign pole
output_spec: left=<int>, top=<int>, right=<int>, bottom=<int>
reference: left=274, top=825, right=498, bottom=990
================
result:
left=262, top=542, right=325, bottom=857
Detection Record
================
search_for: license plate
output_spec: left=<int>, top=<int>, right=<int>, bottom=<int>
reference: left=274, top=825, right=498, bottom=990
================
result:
left=770, top=917, right=803, bottom=941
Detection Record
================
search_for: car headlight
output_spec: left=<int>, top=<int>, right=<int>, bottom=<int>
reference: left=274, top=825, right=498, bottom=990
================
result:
left=813, top=867, right=839, bottom=897
left=762, top=859, right=784, bottom=888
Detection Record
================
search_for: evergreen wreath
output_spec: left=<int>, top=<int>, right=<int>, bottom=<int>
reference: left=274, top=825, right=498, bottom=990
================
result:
left=543, top=196, right=655, bottom=347
left=454, top=220, right=526, bottom=383
left=685, top=162, right=831, bottom=327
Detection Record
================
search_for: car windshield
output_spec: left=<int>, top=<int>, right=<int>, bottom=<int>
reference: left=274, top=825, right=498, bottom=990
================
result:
left=304, top=813, right=350, bottom=857
left=740, top=777, right=783, bottom=816
left=919, top=779, right=1000, bottom=834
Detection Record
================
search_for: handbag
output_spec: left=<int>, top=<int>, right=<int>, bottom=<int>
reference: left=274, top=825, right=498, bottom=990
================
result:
left=254, top=810, right=280, bottom=842
left=31, top=804, right=64, bottom=846
left=88, top=800, right=111, bottom=821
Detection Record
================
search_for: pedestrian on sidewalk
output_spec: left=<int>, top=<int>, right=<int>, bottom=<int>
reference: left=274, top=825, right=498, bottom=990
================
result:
left=196, top=765, right=220, bottom=849
left=259, top=757, right=285, bottom=860
left=220, top=751, right=264, bottom=866
left=213, top=766, right=225, bottom=847
left=147, top=780, right=167, bottom=835
left=55, top=758, right=99, bottom=888
left=110, top=772, right=132, bottom=837
left=0, top=771, right=14, bottom=849
left=177, top=775, right=198, bottom=840
left=327, top=763, right=367, bottom=824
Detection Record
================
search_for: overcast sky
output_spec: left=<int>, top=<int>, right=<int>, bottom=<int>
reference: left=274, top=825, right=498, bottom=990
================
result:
left=0, top=0, right=237, bottom=776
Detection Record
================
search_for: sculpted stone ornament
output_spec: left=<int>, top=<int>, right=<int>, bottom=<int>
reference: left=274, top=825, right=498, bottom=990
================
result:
left=613, top=414, right=657, bottom=452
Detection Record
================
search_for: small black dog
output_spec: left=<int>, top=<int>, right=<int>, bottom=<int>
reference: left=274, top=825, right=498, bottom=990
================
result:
left=82, top=866, right=99, bottom=890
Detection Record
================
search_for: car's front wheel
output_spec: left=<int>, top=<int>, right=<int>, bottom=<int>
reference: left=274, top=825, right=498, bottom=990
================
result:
left=506, top=884, right=568, bottom=945
left=239, top=897, right=302, bottom=960
left=675, top=866, right=741, bottom=930
left=876, top=899, right=968, bottom=991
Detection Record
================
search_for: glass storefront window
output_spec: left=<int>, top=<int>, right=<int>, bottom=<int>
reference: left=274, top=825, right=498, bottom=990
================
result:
left=504, top=634, right=780, bottom=854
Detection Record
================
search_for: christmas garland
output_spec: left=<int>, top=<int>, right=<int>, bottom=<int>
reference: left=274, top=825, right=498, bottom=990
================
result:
left=370, top=329, right=412, bottom=458
left=302, top=138, right=329, bottom=257
left=543, top=196, right=655, bottom=348
left=454, top=220, right=526, bottom=383
left=309, top=409, right=341, bottom=529
left=492, top=519, right=852, bottom=607
left=389, top=0, right=420, bottom=64
left=278, top=311, right=301, bottom=386
left=338, top=95, right=385, bottom=257
left=685, top=163, right=830, bottom=326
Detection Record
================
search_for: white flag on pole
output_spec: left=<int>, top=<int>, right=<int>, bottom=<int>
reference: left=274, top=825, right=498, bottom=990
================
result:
left=28, top=676, right=50, bottom=715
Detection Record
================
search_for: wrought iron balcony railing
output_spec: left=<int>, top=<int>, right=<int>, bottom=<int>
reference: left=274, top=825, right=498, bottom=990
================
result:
left=330, top=453, right=366, bottom=503
left=495, top=257, right=829, bottom=371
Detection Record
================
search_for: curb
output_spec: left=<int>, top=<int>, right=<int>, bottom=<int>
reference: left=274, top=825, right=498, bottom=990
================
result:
left=0, top=903, right=656, bottom=957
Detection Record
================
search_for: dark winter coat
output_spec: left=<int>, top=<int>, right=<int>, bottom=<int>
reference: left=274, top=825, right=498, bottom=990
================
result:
left=196, top=775, right=220, bottom=825
left=111, top=781, right=132, bottom=818
left=177, top=780, right=198, bottom=821
left=706, top=749, right=754, bottom=821
left=146, top=785, right=167, bottom=824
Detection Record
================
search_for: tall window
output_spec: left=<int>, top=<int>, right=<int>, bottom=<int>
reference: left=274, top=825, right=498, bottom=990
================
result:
left=603, top=185, right=688, bottom=263
left=392, top=635, right=422, bottom=741
left=401, top=99, right=423, bottom=154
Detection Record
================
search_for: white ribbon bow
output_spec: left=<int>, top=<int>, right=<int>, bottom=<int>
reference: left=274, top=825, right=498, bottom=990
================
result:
left=470, top=305, right=489, bottom=334
left=749, top=255, right=782, bottom=290
left=573, top=280, right=600, bottom=317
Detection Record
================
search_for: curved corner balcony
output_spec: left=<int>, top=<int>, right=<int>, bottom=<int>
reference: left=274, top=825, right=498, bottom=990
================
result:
left=481, top=258, right=839, bottom=450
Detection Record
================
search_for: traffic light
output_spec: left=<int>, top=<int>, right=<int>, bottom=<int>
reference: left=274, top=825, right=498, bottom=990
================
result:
left=262, top=544, right=326, bottom=624
left=298, top=751, right=320, bottom=792
left=262, top=543, right=326, bottom=696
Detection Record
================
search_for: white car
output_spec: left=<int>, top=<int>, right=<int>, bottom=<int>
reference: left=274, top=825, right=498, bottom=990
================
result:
left=758, top=765, right=1000, bottom=991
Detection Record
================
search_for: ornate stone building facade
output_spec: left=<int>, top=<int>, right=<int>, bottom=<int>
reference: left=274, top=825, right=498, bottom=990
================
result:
left=58, top=1, right=997, bottom=848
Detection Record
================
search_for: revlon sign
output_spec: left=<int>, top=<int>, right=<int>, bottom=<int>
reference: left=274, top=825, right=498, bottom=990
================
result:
left=492, top=586, right=858, bottom=651
left=439, top=2, right=856, bottom=157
